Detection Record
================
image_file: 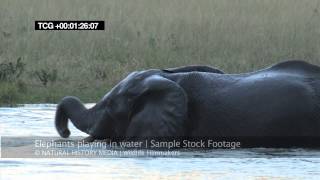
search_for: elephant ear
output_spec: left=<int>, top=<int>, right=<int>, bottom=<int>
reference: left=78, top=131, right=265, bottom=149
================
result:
left=125, top=75, right=188, bottom=138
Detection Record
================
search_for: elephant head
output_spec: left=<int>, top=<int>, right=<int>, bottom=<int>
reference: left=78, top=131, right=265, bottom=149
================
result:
left=55, top=70, right=188, bottom=139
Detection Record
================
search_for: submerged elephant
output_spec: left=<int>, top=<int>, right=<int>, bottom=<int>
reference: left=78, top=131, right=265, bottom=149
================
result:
left=55, top=60, right=320, bottom=147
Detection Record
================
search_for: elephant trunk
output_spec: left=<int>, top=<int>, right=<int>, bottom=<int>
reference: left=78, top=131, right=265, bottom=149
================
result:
left=55, top=96, right=96, bottom=138
left=55, top=102, right=71, bottom=138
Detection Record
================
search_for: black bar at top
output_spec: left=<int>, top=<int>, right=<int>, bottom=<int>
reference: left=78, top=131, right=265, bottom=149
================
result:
left=35, top=21, right=105, bottom=30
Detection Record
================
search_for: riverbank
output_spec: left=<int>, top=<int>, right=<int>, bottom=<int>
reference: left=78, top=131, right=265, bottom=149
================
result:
left=1, top=0, right=320, bottom=106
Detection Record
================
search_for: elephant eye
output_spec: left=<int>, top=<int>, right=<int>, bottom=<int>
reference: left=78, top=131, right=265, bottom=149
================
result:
left=108, top=100, right=118, bottom=110
left=107, top=99, right=113, bottom=106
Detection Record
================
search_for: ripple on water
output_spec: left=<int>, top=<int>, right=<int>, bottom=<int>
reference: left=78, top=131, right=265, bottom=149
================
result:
left=0, top=104, right=86, bottom=136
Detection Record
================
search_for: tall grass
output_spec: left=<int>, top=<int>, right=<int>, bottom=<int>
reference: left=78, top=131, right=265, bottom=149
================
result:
left=0, top=0, right=320, bottom=105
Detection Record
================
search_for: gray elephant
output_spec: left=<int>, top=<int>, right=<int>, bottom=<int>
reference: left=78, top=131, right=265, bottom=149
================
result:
left=55, top=60, right=320, bottom=147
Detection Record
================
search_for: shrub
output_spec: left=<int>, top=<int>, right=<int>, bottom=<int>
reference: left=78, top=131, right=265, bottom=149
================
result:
left=34, top=69, right=57, bottom=86
left=0, top=82, right=19, bottom=106
left=0, top=57, right=25, bottom=82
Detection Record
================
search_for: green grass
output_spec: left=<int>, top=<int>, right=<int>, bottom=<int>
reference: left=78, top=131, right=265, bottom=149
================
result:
left=0, top=0, right=320, bottom=105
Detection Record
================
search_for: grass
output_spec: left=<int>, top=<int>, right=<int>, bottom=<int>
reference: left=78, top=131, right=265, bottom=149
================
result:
left=0, top=0, right=320, bottom=105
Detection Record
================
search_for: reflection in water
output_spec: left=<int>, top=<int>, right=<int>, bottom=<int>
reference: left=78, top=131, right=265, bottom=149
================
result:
left=1, top=104, right=320, bottom=179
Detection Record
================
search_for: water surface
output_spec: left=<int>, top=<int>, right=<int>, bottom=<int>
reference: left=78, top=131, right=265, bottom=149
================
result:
left=0, top=104, right=319, bottom=179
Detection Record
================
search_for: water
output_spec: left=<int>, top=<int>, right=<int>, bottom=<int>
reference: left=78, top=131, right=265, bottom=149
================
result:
left=1, top=104, right=320, bottom=179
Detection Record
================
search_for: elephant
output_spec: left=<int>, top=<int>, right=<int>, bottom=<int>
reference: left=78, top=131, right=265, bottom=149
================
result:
left=55, top=60, right=320, bottom=147
left=163, top=65, right=224, bottom=74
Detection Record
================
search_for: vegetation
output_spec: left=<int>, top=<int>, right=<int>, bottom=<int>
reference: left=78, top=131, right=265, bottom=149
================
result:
left=0, top=0, right=320, bottom=105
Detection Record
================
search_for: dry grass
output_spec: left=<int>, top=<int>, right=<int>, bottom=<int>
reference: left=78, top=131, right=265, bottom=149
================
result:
left=0, top=0, right=320, bottom=104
